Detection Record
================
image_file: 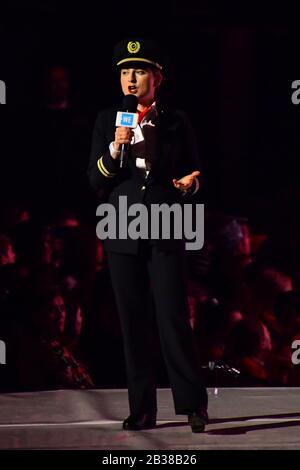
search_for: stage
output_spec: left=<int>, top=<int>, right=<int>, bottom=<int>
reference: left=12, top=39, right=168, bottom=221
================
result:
left=0, top=388, right=300, bottom=450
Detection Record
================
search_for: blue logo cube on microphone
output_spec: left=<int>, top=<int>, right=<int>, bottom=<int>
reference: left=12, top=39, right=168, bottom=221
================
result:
left=121, top=113, right=133, bottom=126
left=116, top=111, right=138, bottom=128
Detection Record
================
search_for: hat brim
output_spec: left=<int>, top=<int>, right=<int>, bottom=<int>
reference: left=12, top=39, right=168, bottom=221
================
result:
left=116, top=57, right=162, bottom=70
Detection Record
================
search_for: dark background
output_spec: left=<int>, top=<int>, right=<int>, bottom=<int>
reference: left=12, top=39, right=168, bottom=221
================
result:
left=1, top=1, right=300, bottom=224
left=1, top=1, right=300, bottom=390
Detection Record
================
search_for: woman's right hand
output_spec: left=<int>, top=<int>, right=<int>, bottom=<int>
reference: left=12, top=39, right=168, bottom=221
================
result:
left=112, top=127, right=134, bottom=157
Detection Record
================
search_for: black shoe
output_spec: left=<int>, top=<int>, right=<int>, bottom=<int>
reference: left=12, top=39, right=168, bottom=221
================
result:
left=188, top=409, right=209, bottom=433
left=122, top=413, right=157, bottom=431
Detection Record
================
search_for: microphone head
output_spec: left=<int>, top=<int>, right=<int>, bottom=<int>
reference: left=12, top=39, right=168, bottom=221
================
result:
left=122, top=94, right=138, bottom=112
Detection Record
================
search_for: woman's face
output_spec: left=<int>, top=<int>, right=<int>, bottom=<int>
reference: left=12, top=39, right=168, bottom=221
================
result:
left=120, top=67, right=162, bottom=106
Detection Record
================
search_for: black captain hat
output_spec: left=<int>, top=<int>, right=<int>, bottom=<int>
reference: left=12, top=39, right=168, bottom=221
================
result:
left=113, top=38, right=164, bottom=71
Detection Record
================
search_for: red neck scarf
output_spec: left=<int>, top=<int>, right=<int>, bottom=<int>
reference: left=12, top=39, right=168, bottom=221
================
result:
left=137, top=104, right=154, bottom=124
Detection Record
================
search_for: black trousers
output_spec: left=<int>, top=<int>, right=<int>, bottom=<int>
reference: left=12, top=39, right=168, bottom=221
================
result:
left=106, top=241, right=208, bottom=416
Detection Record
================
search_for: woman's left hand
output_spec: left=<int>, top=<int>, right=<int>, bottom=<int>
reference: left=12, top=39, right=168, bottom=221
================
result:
left=172, top=171, right=200, bottom=191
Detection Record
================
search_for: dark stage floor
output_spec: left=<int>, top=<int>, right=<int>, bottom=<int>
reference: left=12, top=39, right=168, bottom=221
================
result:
left=0, top=388, right=299, bottom=449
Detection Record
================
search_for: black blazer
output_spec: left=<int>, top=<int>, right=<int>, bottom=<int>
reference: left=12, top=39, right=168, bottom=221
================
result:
left=88, top=102, right=201, bottom=254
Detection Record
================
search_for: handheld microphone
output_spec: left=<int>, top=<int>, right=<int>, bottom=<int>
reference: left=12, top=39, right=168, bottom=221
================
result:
left=115, top=94, right=138, bottom=168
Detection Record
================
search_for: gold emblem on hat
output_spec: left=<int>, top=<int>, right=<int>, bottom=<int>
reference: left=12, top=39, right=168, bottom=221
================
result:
left=127, top=41, right=140, bottom=54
